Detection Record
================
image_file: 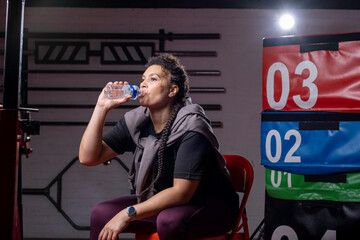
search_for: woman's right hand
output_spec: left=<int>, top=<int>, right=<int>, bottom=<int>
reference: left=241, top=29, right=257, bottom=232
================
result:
left=97, top=81, right=132, bottom=111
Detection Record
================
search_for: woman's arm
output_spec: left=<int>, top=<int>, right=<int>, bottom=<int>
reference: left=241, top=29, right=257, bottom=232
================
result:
left=78, top=105, right=117, bottom=166
left=79, top=82, right=132, bottom=166
left=99, top=178, right=199, bottom=240
left=136, top=178, right=199, bottom=218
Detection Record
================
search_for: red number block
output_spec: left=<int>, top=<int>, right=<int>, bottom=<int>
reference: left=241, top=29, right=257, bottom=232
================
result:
left=263, top=32, right=360, bottom=112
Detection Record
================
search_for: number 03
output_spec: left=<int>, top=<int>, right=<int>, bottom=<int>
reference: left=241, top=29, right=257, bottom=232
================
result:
left=266, top=61, right=318, bottom=110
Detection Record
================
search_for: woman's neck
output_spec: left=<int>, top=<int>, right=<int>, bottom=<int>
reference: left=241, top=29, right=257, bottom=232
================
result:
left=150, top=106, right=173, bottom=134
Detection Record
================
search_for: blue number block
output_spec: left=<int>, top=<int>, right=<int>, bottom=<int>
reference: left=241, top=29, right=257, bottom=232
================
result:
left=261, top=112, right=360, bottom=175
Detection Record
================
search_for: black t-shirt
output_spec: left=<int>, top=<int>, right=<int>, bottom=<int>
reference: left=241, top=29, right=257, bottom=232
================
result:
left=103, top=118, right=239, bottom=210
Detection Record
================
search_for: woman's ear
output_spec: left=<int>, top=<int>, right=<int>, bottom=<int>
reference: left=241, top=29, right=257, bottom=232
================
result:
left=169, top=85, right=179, bottom=97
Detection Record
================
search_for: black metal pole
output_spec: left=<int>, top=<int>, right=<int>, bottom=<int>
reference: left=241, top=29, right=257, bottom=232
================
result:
left=18, top=27, right=29, bottom=240
left=3, top=0, right=24, bottom=109
left=0, top=0, right=25, bottom=239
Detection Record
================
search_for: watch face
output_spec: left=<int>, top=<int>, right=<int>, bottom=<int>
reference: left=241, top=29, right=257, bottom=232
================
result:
left=127, top=206, right=136, bottom=216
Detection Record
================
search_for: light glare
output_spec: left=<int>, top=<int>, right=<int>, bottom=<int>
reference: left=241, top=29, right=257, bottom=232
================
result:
left=279, top=14, right=295, bottom=30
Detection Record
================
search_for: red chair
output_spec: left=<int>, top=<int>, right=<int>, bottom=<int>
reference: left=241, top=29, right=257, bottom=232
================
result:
left=135, top=155, right=254, bottom=240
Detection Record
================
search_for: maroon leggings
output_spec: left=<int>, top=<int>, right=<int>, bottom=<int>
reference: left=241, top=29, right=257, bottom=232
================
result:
left=90, top=195, right=237, bottom=240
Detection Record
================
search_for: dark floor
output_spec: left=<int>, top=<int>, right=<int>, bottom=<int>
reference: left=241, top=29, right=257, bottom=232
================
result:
left=24, top=239, right=134, bottom=240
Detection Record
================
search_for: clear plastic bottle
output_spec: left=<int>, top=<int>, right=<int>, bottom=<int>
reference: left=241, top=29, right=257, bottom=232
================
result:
left=104, top=84, right=143, bottom=100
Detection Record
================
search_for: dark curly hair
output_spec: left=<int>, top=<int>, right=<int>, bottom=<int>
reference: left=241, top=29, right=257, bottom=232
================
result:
left=141, top=54, right=189, bottom=198
left=145, top=53, right=189, bottom=105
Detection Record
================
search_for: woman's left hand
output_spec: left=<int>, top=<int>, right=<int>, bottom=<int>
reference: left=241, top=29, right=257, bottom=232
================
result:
left=98, top=210, right=131, bottom=240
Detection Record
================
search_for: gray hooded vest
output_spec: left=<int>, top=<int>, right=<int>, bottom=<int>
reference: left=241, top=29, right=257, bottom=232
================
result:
left=124, top=98, right=229, bottom=202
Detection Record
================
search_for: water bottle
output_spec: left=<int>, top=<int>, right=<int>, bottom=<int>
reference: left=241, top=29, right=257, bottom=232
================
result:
left=104, top=84, right=143, bottom=100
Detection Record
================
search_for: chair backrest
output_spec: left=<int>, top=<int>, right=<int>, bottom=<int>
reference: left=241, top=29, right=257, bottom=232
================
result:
left=223, top=155, right=254, bottom=240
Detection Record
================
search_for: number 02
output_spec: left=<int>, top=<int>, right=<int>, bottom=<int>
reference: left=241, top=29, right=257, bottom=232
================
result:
left=265, top=129, right=301, bottom=163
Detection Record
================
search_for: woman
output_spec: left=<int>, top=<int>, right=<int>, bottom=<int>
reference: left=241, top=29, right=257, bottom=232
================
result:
left=79, top=54, right=239, bottom=240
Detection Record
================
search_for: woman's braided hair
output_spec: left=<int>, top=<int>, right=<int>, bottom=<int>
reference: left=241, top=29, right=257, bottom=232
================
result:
left=145, top=53, right=189, bottom=190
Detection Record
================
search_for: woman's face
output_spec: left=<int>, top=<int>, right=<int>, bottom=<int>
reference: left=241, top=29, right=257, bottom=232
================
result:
left=139, top=65, right=174, bottom=109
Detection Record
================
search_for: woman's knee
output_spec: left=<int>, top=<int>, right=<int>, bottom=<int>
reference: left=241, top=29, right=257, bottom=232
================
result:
left=90, top=202, right=109, bottom=226
left=157, top=210, right=177, bottom=231
left=91, top=197, right=129, bottom=225
left=156, top=207, right=189, bottom=239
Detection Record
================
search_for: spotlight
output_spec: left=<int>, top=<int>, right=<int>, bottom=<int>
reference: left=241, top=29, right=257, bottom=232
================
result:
left=279, top=14, right=295, bottom=30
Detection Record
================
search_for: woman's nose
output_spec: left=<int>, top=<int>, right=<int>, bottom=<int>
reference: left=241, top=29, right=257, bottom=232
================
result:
left=140, top=80, right=147, bottom=88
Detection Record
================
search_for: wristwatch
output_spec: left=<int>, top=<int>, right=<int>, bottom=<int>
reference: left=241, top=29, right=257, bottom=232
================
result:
left=126, top=206, right=136, bottom=220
